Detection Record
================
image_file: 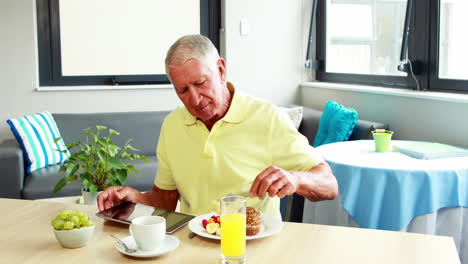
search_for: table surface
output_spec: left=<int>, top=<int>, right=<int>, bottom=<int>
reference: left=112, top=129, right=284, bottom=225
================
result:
left=317, top=140, right=468, bottom=170
left=0, top=198, right=460, bottom=263
left=316, top=140, right=468, bottom=231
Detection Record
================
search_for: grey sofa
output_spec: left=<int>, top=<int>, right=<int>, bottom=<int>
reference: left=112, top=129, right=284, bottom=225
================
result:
left=0, top=111, right=169, bottom=200
left=0, top=107, right=388, bottom=220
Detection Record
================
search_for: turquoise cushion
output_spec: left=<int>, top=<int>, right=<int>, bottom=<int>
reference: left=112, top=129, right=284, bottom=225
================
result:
left=313, top=101, right=358, bottom=147
left=7, top=112, right=70, bottom=173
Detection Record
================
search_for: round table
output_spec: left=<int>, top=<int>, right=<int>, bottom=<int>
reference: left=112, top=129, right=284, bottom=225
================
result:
left=306, top=140, right=468, bottom=263
left=315, top=140, right=468, bottom=231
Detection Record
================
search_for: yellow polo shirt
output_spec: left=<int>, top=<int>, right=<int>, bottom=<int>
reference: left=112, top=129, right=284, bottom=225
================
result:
left=155, top=82, right=323, bottom=218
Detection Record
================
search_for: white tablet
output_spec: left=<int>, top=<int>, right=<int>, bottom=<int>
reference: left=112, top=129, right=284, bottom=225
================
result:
left=96, top=202, right=195, bottom=234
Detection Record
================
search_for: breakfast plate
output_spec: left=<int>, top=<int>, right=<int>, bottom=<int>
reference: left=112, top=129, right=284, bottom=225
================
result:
left=188, top=212, right=283, bottom=240
left=114, top=235, right=180, bottom=258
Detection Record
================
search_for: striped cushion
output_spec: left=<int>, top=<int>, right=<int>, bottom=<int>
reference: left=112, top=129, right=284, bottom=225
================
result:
left=7, top=112, right=70, bottom=173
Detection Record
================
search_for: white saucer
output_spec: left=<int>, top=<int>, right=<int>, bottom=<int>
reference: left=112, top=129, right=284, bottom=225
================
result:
left=114, top=235, right=180, bottom=258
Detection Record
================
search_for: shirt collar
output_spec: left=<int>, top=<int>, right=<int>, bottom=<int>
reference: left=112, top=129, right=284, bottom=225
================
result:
left=183, top=108, right=197, bottom=125
left=221, top=82, right=244, bottom=124
left=182, top=82, right=245, bottom=126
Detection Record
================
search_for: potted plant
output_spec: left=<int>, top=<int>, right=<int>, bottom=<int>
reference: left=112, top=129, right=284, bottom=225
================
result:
left=54, top=125, right=149, bottom=205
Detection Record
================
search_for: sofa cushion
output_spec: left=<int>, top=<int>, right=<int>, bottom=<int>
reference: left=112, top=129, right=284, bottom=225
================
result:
left=313, top=101, right=358, bottom=147
left=22, top=156, right=158, bottom=199
left=278, top=106, right=303, bottom=130
left=7, top=112, right=70, bottom=173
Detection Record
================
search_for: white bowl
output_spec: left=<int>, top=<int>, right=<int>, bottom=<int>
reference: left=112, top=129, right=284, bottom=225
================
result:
left=53, top=225, right=94, bottom=248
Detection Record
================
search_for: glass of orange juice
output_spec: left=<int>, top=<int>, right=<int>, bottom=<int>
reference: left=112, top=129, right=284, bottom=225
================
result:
left=220, top=195, right=246, bottom=264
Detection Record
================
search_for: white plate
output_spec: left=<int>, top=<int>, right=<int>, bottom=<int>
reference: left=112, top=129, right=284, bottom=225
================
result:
left=188, top=212, right=283, bottom=240
left=114, top=235, right=180, bottom=258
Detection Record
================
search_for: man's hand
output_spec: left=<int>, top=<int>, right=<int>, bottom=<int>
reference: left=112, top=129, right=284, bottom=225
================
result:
left=97, top=186, right=141, bottom=212
left=249, top=166, right=299, bottom=199
left=249, top=162, right=338, bottom=202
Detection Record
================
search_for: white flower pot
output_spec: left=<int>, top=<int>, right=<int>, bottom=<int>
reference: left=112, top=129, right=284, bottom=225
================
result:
left=82, top=189, right=103, bottom=205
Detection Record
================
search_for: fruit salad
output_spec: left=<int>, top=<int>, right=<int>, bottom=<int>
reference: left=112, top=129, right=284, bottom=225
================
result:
left=202, top=215, right=222, bottom=236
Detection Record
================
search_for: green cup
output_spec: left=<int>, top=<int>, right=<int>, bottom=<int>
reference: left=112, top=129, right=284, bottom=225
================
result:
left=372, top=129, right=394, bottom=152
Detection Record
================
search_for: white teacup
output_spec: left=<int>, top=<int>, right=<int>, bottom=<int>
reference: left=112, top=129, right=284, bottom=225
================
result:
left=129, top=216, right=166, bottom=251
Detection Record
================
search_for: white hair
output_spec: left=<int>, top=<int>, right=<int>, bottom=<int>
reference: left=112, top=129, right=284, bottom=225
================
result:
left=165, top=34, right=220, bottom=79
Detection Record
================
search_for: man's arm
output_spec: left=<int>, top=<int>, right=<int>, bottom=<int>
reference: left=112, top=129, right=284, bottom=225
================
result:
left=291, top=162, right=338, bottom=201
left=97, top=185, right=179, bottom=211
left=137, top=185, right=180, bottom=211
left=249, top=162, right=338, bottom=202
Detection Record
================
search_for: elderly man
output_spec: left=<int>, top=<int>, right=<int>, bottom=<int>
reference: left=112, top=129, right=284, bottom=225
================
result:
left=97, top=34, right=338, bottom=218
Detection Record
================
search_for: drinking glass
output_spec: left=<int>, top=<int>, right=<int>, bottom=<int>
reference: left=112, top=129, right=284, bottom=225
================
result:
left=220, top=195, right=246, bottom=264
left=372, top=129, right=394, bottom=152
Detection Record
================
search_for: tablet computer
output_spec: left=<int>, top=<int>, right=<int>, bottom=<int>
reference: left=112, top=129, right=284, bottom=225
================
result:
left=96, top=202, right=195, bottom=234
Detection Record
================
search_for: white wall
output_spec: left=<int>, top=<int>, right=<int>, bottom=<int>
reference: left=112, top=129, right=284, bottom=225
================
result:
left=0, top=0, right=182, bottom=142
left=301, top=85, right=468, bottom=148
left=222, top=0, right=306, bottom=104
left=0, top=0, right=306, bottom=142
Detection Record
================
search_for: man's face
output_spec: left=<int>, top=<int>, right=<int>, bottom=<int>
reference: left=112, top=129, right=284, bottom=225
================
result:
left=168, top=58, right=227, bottom=123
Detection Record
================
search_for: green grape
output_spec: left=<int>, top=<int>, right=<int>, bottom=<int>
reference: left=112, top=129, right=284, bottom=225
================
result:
left=70, top=215, right=80, bottom=227
left=84, top=219, right=94, bottom=227
left=74, top=211, right=85, bottom=218
left=63, top=221, right=74, bottom=230
left=51, top=219, right=65, bottom=230
left=52, top=210, right=92, bottom=230
left=79, top=215, right=89, bottom=223
left=59, top=210, right=73, bottom=220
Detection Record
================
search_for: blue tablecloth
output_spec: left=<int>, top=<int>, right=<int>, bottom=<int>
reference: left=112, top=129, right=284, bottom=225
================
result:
left=317, top=140, right=468, bottom=231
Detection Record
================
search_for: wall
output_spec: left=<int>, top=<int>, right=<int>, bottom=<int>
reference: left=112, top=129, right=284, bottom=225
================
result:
left=222, top=0, right=306, bottom=104
left=0, top=0, right=307, bottom=142
left=0, top=0, right=182, bottom=142
left=301, top=85, right=468, bottom=148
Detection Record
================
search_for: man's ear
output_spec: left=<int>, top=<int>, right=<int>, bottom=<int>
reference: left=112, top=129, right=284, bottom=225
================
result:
left=217, top=58, right=226, bottom=82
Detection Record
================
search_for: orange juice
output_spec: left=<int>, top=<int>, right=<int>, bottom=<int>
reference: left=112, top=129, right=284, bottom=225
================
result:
left=221, top=213, right=246, bottom=257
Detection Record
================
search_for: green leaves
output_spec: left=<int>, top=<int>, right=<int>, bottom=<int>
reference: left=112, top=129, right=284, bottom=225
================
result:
left=110, top=169, right=128, bottom=185
left=54, top=178, right=67, bottom=193
left=66, top=163, right=79, bottom=177
left=140, top=155, right=150, bottom=163
left=108, top=157, right=126, bottom=169
left=89, top=184, right=98, bottom=194
left=65, top=141, right=80, bottom=149
left=109, top=129, right=120, bottom=135
left=108, top=145, right=120, bottom=156
left=116, top=169, right=128, bottom=183
left=98, top=149, right=107, bottom=162
left=125, top=144, right=139, bottom=151
left=53, top=125, right=149, bottom=194
left=98, top=138, right=109, bottom=147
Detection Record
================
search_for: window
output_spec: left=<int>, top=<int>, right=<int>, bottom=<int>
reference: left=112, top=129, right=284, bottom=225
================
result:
left=430, top=0, right=468, bottom=92
left=314, top=0, right=468, bottom=93
left=36, top=0, right=220, bottom=87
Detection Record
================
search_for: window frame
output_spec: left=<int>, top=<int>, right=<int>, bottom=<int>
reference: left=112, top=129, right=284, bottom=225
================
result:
left=36, top=0, right=221, bottom=87
left=428, top=0, right=468, bottom=93
left=315, top=0, right=468, bottom=93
